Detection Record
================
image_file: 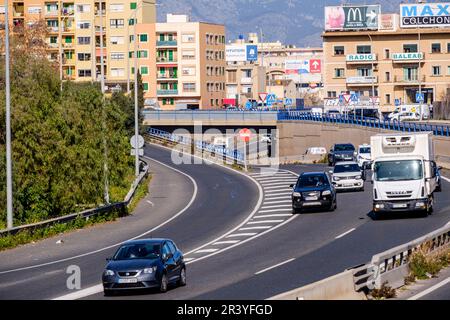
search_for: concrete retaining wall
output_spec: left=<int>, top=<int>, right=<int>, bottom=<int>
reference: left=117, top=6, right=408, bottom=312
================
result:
left=278, top=121, right=450, bottom=169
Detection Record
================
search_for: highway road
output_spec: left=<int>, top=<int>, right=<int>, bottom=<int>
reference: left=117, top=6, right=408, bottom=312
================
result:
left=0, top=144, right=449, bottom=300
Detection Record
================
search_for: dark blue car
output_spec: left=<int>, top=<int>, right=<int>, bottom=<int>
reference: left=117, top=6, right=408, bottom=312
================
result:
left=102, top=239, right=186, bottom=295
left=291, top=172, right=337, bottom=214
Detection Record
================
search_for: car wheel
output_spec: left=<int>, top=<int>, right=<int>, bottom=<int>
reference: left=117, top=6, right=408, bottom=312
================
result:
left=178, top=267, right=187, bottom=287
left=159, top=273, right=168, bottom=293
left=292, top=208, right=301, bottom=214
left=104, top=290, right=115, bottom=297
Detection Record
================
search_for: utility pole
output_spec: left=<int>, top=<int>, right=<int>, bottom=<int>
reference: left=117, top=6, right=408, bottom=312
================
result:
left=369, top=33, right=375, bottom=119
left=417, top=17, right=423, bottom=121
left=5, top=0, right=13, bottom=229
left=133, top=11, right=140, bottom=177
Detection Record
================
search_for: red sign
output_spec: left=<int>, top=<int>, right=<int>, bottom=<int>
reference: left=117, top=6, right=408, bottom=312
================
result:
left=343, top=94, right=351, bottom=103
left=310, top=59, right=321, bottom=73
left=259, top=93, right=268, bottom=102
left=239, top=128, right=252, bottom=143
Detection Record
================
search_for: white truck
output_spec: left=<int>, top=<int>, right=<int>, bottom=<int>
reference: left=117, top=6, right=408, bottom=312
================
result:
left=370, top=133, right=438, bottom=218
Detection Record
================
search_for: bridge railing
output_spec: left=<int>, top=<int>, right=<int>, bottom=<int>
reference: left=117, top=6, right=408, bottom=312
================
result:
left=143, top=110, right=279, bottom=122
left=278, top=111, right=450, bottom=137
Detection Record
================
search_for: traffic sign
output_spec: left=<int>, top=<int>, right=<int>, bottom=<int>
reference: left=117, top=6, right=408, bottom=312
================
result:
left=131, top=148, right=144, bottom=156
left=130, top=135, right=145, bottom=149
left=285, top=98, right=293, bottom=106
left=339, top=95, right=345, bottom=105
left=395, top=99, right=401, bottom=107
left=416, top=92, right=425, bottom=103
left=239, top=128, right=252, bottom=143
left=266, top=94, right=277, bottom=107
left=343, top=94, right=352, bottom=104
left=350, top=93, right=359, bottom=102
left=245, top=101, right=253, bottom=109
left=310, top=59, right=321, bottom=73
left=259, top=93, right=268, bottom=102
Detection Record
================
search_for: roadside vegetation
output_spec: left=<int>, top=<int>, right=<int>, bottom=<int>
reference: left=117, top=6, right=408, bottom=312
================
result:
left=407, top=248, right=450, bottom=281
left=0, top=22, right=147, bottom=230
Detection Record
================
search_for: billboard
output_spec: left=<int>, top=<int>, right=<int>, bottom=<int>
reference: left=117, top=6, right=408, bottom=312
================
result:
left=226, top=44, right=258, bottom=62
left=285, top=60, right=321, bottom=74
left=325, top=5, right=380, bottom=31
left=401, top=3, right=450, bottom=28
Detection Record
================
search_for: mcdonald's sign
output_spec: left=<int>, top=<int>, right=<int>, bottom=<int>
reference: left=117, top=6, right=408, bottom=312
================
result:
left=325, top=5, right=380, bottom=31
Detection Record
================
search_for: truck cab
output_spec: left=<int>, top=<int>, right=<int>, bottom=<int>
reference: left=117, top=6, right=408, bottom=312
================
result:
left=371, top=133, right=437, bottom=218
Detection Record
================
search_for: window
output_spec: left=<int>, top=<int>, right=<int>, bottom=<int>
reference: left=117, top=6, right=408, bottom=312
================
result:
left=137, top=50, right=148, bottom=58
left=49, top=36, right=58, bottom=44
left=129, top=35, right=134, bottom=42
left=77, top=21, right=90, bottom=29
left=182, top=49, right=195, bottom=60
left=143, top=83, right=149, bottom=91
left=431, top=43, right=441, bottom=53
left=182, top=33, right=195, bottom=43
left=140, top=66, right=149, bottom=75
left=448, top=66, right=450, bottom=75
left=110, top=36, right=124, bottom=45
left=128, top=18, right=137, bottom=25
left=130, top=2, right=137, bottom=10
left=328, top=91, right=337, bottom=98
left=139, top=34, right=148, bottom=42
left=334, top=68, right=345, bottom=78
left=210, top=99, right=214, bottom=106
left=357, top=45, right=371, bottom=54
left=46, top=4, right=58, bottom=13
left=432, top=66, right=441, bottom=76
left=64, top=37, right=73, bottom=43
left=357, top=67, right=372, bottom=77
left=109, top=4, right=124, bottom=12
left=242, top=69, right=252, bottom=78
left=182, top=66, right=195, bottom=76
left=403, top=67, right=418, bottom=81
left=111, top=68, right=125, bottom=77
left=334, top=46, right=345, bottom=56
left=385, top=72, right=391, bottom=82
left=110, top=19, right=124, bottom=28
left=78, top=36, right=90, bottom=45
left=111, top=52, right=125, bottom=60
left=385, top=49, right=390, bottom=59
left=77, top=53, right=91, bottom=61
left=78, top=69, right=91, bottom=77
left=183, top=83, right=196, bottom=92
left=386, top=94, right=391, bottom=104
left=403, top=44, right=418, bottom=53
left=76, top=4, right=90, bottom=13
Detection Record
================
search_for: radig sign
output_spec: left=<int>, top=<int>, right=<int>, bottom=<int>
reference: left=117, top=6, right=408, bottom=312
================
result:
left=401, top=3, right=450, bottom=28
left=346, top=54, right=376, bottom=62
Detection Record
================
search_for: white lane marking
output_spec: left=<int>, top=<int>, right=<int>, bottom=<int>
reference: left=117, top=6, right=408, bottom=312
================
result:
left=265, top=192, right=292, bottom=196
left=248, top=220, right=284, bottom=225
left=257, top=177, right=297, bottom=182
left=254, top=214, right=293, bottom=219
left=442, top=176, right=450, bottom=183
left=146, top=200, right=154, bottom=207
left=183, top=258, right=195, bottom=262
left=263, top=200, right=292, bottom=205
left=226, top=233, right=258, bottom=238
left=260, top=180, right=297, bottom=185
left=261, top=204, right=292, bottom=210
left=265, top=188, right=292, bottom=193
left=255, top=258, right=296, bottom=275
left=335, top=228, right=356, bottom=239
left=259, top=208, right=293, bottom=213
left=213, top=240, right=240, bottom=245
left=265, top=196, right=291, bottom=201
left=194, top=249, right=219, bottom=254
left=239, top=226, right=272, bottom=231
left=408, top=277, right=450, bottom=300
left=264, top=186, right=292, bottom=190
left=0, top=156, right=199, bottom=276
left=53, top=284, right=104, bottom=301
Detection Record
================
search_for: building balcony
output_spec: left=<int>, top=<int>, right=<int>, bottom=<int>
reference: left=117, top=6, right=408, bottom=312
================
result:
left=346, top=54, right=377, bottom=64
left=156, top=57, right=178, bottom=63
left=45, top=11, right=59, bottom=17
left=157, top=89, right=178, bottom=96
left=95, top=9, right=106, bottom=16
left=47, top=26, right=59, bottom=33
left=63, top=27, right=75, bottom=33
left=63, top=58, right=75, bottom=65
left=393, top=75, right=426, bottom=86
left=13, top=12, right=24, bottom=18
left=240, top=77, right=253, bottom=84
left=157, top=74, right=178, bottom=80
left=156, top=40, right=178, bottom=47
left=391, top=52, right=424, bottom=63
left=61, top=8, right=75, bottom=16
left=63, top=42, right=74, bottom=48
left=346, top=76, right=378, bottom=86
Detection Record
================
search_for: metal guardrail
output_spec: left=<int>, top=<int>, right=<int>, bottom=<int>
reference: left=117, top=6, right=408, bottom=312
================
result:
left=147, top=128, right=245, bottom=165
left=0, top=160, right=150, bottom=237
left=142, top=110, right=279, bottom=123
left=278, top=111, right=450, bottom=137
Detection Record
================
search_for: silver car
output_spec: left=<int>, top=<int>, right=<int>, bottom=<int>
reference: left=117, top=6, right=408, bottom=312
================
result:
left=331, top=162, right=365, bottom=192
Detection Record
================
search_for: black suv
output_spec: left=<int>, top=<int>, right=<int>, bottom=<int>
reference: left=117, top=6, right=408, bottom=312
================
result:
left=328, top=143, right=356, bottom=166
left=291, top=172, right=337, bottom=214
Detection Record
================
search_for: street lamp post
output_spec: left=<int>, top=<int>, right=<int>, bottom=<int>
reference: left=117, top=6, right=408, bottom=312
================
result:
left=368, top=33, right=375, bottom=119
left=5, top=0, right=13, bottom=229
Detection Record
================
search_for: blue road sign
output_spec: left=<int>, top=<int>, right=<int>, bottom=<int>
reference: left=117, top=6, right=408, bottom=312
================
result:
left=266, top=94, right=277, bottom=106
left=395, top=99, right=401, bottom=106
left=245, top=101, right=253, bottom=109
left=285, top=98, right=293, bottom=106
left=246, top=45, right=258, bottom=61
left=416, top=92, right=425, bottom=103
left=350, top=93, right=359, bottom=102
left=339, top=95, right=344, bottom=105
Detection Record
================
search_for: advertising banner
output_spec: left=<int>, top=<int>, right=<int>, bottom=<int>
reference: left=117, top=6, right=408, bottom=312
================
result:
left=226, top=44, right=259, bottom=62
left=325, top=5, right=380, bottom=31
left=401, top=3, right=450, bottom=28
left=285, top=60, right=310, bottom=74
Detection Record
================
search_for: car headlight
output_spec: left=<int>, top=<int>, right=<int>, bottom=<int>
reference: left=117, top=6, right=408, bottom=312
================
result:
left=293, top=192, right=301, bottom=197
left=356, top=175, right=362, bottom=180
left=104, top=270, right=115, bottom=276
left=333, top=176, right=340, bottom=181
left=322, top=190, right=332, bottom=196
left=143, top=266, right=157, bottom=274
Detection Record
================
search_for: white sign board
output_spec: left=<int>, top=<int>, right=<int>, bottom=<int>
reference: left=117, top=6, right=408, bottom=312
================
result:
left=225, top=45, right=247, bottom=62
left=131, top=149, right=144, bottom=156
left=401, top=3, right=450, bottom=28
left=130, top=135, right=145, bottom=149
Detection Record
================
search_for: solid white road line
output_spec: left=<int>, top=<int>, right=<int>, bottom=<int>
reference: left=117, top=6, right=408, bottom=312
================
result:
left=195, top=249, right=219, bottom=254
left=239, top=226, right=272, bottom=231
left=263, top=200, right=292, bottom=205
left=1, top=156, right=199, bottom=276
left=442, top=176, right=450, bottom=183
left=53, top=284, right=104, bottom=301
left=248, top=220, right=284, bottom=225
left=257, top=177, right=297, bottom=182
left=254, top=214, right=293, bottom=219
left=335, top=228, right=356, bottom=239
left=408, top=277, right=450, bottom=300
left=183, top=258, right=195, bottom=262
left=264, top=186, right=292, bottom=190
left=213, top=240, right=240, bottom=245
left=264, top=196, right=291, bottom=201
left=226, top=233, right=258, bottom=238
left=261, top=204, right=292, bottom=210
left=265, top=192, right=292, bottom=197
left=259, top=208, right=293, bottom=213
left=255, top=258, right=296, bottom=275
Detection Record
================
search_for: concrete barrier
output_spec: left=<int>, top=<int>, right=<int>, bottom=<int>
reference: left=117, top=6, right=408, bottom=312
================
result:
left=269, top=270, right=367, bottom=300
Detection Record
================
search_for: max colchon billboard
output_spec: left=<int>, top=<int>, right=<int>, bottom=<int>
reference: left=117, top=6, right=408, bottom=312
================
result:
left=325, top=5, right=380, bottom=31
left=401, top=3, right=450, bottom=28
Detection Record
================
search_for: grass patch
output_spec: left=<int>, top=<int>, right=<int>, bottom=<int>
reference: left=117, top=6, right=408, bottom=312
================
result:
left=408, top=248, right=450, bottom=280
left=127, top=175, right=152, bottom=213
left=0, top=211, right=122, bottom=252
left=370, top=282, right=397, bottom=300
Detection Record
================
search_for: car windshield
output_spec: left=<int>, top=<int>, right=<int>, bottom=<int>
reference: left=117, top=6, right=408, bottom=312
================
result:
left=334, top=144, right=355, bottom=152
left=298, top=175, right=329, bottom=188
left=334, top=164, right=360, bottom=173
left=374, top=160, right=423, bottom=182
left=113, top=243, right=161, bottom=261
left=359, top=147, right=371, bottom=154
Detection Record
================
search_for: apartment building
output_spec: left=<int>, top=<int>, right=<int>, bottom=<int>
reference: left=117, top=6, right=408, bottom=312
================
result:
left=155, top=14, right=225, bottom=110
left=0, top=0, right=156, bottom=98
left=323, top=4, right=450, bottom=113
